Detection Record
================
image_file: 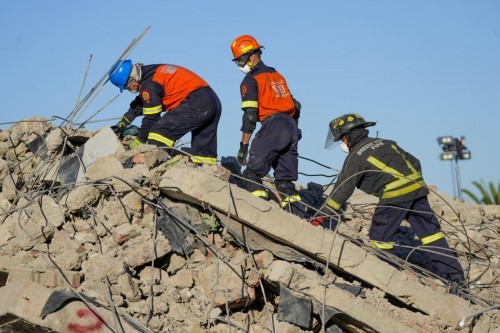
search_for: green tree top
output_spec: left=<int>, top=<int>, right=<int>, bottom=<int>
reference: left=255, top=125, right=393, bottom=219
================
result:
left=462, top=180, right=500, bottom=205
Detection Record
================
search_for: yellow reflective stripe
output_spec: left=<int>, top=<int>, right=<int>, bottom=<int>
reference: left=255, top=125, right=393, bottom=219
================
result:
left=129, top=138, right=144, bottom=149
left=241, top=45, right=253, bottom=53
left=242, top=100, right=258, bottom=109
left=143, top=105, right=163, bottom=115
left=326, top=197, right=341, bottom=210
left=251, top=190, right=268, bottom=198
left=121, top=116, right=131, bottom=124
left=280, top=195, right=302, bottom=208
left=391, top=144, right=418, bottom=174
left=381, top=180, right=425, bottom=199
left=148, top=132, right=175, bottom=147
left=384, top=172, right=422, bottom=191
left=421, top=231, right=444, bottom=245
left=371, top=240, right=394, bottom=250
left=367, top=156, right=402, bottom=177
left=190, top=156, right=217, bottom=165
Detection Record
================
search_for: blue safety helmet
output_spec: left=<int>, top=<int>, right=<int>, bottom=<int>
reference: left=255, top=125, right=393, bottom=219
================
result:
left=108, top=60, right=133, bottom=92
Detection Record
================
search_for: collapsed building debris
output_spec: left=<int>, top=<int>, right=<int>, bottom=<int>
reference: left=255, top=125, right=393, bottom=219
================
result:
left=0, top=118, right=498, bottom=332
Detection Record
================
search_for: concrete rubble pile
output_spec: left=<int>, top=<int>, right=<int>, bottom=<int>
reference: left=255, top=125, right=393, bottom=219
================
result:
left=0, top=118, right=498, bottom=333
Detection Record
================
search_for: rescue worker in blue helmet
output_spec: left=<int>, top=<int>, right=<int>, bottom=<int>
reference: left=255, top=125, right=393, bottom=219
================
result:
left=324, top=113, right=465, bottom=285
left=230, top=35, right=305, bottom=219
left=108, top=59, right=222, bottom=164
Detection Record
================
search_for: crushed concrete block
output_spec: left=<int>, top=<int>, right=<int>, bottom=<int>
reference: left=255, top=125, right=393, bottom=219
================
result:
left=0, top=279, right=138, bottom=332
left=267, top=260, right=422, bottom=333
left=73, top=219, right=92, bottom=233
left=45, top=127, right=66, bottom=157
left=0, top=158, right=8, bottom=181
left=121, top=191, right=143, bottom=215
left=26, top=194, right=65, bottom=228
left=112, top=223, right=141, bottom=245
left=0, top=224, right=14, bottom=249
left=254, top=250, right=274, bottom=270
left=60, top=184, right=100, bottom=212
left=53, top=249, right=84, bottom=271
left=139, top=266, right=166, bottom=285
left=15, top=208, right=55, bottom=247
left=6, top=267, right=81, bottom=288
left=132, top=149, right=171, bottom=168
left=59, top=126, right=124, bottom=185
left=50, top=230, right=88, bottom=255
left=168, top=269, right=193, bottom=289
left=197, top=261, right=254, bottom=309
left=2, top=173, right=19, bottom=201
left=81, top=254, right=127, bottom=284
left=120, top=234, right=171, bottom=268
left=85, top=155, right=124, bottom=181
left=0, top=142, right=9, bottom=157
left=167, top=253, right=187, bottom=274
left=459, top=229, right=487, bottom=253
left=458, top=206, right=483, bottom=225
left=115, top=273, right=141, bottom=302
left=483, top=205, right=500, bottom=219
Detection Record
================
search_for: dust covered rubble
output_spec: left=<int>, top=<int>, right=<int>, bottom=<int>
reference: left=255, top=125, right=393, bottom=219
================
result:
left=0, top=119, right=498, bottom=333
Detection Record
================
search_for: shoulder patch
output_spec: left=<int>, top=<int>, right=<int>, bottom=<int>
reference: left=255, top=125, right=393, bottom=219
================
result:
left=141, top=89, right=151, bottom=103
left=241, top=84, right=247, bottom=97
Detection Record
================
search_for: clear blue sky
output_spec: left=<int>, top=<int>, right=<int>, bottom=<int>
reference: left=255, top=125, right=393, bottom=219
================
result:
left=1, top=1, right=499, bottom=199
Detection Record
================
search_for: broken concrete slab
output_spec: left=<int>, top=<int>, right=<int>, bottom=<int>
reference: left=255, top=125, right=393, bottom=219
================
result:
left=0, top=280, right=142, bottom=333
left=58, top=126, right=124, bottom=185
left=267, top=260, right=423, bottom=333
left=159, top=165, right=475, bottom=327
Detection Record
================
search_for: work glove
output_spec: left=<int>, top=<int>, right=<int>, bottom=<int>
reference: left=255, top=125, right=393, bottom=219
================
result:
left=129, top=137, right=144, bottom=150
left=110, top=119, right=127, bottom=138
left=237, top=142, right=249, bottom=166
left=297, top=128, right=302, bottom=141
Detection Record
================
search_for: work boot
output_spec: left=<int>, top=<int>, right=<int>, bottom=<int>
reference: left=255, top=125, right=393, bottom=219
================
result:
left=448, top=276, right=468, bottom=297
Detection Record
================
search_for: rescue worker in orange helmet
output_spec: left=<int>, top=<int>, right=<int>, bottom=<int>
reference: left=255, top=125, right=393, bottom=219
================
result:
left=230, top=35, right=305, bottom=218
left=108, top=60, right=222, bottom=164
left=323, top=113, right=465, bottom=286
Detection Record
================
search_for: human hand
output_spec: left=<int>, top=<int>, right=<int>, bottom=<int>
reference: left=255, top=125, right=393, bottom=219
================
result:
left=111, top=120, right=127, bottom=137
left=237, top=142, right=249, bottom=166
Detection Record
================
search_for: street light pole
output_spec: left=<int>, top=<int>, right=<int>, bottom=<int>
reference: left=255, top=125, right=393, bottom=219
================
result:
left=437, top=136, right=471, bottom=201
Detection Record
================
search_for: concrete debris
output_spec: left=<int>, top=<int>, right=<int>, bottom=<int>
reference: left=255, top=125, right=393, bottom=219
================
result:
left=0, top=120, right=498, bottom=332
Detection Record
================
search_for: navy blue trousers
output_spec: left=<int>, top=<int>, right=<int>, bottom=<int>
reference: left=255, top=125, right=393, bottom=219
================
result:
left=243, top=113, right=305, bottom=218
left=147, top=86, right=221, bottom=159
left=370, top=196, right=464, bottom=280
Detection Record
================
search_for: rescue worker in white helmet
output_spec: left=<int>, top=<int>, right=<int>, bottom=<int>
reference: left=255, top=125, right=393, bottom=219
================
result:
left=230, top=35, right=305, bottom=218
left=108, top=59, right=222, bottom=164
left=324, top=113, right=465, bottom=287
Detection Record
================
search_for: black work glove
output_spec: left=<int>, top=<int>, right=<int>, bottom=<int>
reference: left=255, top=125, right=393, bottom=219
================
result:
left=297, top=128, right=302, bottom=141
left=237, top=142, right=249, bottom=166
left=110, top=120, right=127, bottom=138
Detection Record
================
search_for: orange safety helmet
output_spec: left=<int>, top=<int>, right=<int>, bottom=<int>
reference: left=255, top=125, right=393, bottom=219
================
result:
left=231, top=35, right=264, bottom=60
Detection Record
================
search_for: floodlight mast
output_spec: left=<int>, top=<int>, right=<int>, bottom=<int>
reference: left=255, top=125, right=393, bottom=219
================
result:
left=437, top=136, right=471, bottom=201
